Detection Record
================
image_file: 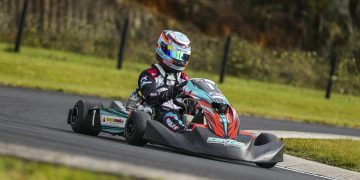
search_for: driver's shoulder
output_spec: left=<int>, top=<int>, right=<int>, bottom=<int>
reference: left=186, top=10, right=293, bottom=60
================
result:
left=140, top=66, right=160, bottom=79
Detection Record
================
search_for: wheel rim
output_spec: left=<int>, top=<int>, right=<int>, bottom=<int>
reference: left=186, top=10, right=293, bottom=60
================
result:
left=71, top=106, right=79, bottom=125
left=126, top=118, right=135, bottom=137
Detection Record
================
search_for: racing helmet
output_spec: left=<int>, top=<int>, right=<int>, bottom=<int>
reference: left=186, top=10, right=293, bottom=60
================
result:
left=155, top=30, right=191, bottom=72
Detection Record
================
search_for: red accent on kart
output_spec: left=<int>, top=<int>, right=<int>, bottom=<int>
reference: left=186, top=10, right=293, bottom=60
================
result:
left=197, top=101, right=240, bottom=139
left=240, top=130, right=252, bottom=135
left=227, top=106, right=240, bottom=139
left=183, top=83, right=241, bottom=139
left=240, top=130, right=256, bottom=140
left=191, top=124, right=208, bottom=130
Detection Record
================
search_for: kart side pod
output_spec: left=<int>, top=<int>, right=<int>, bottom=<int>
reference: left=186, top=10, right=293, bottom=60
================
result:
left=143, top=120, right=284, bottom=167
left=67, top=100, right=130, bottom=136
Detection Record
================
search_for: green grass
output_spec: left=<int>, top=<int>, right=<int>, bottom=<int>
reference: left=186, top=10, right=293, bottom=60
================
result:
left=0, top=155, right=130, bottom=180
left=284, top=138, right=360, bottom=172
left=0, top=43, right=359, bottom=128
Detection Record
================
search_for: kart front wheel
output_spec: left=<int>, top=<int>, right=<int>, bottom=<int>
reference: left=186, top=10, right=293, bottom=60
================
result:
left=254, top=133, right=280, bottom=169
left=255, top=162, right=277, bottom=169
left=70, top=100, right=101, bottom=136
left=125, top=111, right=150, bottom=146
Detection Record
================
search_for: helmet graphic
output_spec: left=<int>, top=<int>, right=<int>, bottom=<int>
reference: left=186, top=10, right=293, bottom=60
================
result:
left=156, top=30, right=191, bottom=72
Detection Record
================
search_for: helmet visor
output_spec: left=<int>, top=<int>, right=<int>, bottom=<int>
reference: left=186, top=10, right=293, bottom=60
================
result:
left=168, top=50, right=190, bottom=62
left=161, top=42, right=190, bottom=63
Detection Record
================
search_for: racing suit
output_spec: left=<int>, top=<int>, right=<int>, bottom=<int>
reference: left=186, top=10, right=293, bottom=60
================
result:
left=138, top=63, right=189, bottom=132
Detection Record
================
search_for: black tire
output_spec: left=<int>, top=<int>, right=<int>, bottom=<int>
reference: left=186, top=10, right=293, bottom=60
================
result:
left=124, top=111, right=150, bottom=146
left=70, top=100, right=101, bottom=136
left=256, top=162, right=277, bottom=169
left=254, top=133, right=280, bottom=169
left=254, top=133, right=279, bottom=146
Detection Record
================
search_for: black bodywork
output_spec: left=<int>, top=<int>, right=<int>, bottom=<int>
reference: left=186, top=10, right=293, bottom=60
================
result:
left=144, top=120, right=284, bottom=163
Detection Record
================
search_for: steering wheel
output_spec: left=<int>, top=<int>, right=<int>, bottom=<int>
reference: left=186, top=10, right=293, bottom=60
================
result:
left=172, top=80, right=199, bottom=114
left=183, top=98, right=198, bottom=115
left=174, top=93, right=198, bottom=115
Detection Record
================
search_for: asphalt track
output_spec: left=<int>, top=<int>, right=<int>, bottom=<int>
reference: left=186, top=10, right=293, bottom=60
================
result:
left=0, top=86, right=358, bottom=179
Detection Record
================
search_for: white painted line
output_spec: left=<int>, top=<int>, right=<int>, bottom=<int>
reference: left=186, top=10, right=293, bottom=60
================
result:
left=0, top=142, right=209, bottom=180
left=246, top=130, right=360, bottom=179
left=278, top=155, right=360, bottom=180
left=246, top=130, right=360, bottom=140
left=276, top=165, right=337, bottom=180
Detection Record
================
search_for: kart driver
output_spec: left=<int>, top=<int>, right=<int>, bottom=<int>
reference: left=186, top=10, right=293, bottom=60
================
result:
left=137, top=30, right=191, bottom=132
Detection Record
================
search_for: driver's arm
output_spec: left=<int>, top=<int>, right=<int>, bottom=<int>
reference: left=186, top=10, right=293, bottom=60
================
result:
left=138, top=72, right=173, bottom=106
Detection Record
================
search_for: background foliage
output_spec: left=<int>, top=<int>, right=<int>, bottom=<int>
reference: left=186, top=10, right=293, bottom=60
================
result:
left=0, top=0, right=359, bottom=95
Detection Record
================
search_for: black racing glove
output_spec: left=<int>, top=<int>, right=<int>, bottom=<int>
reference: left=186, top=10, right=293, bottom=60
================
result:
left=172, top=80, right=188, bottom=98
left=158, top=86, right=181, bottom=103
left=158, top=81, right=188, bottom=103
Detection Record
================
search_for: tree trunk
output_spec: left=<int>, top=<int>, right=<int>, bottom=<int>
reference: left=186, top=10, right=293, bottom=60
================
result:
left=349, top=0, right=360, bottom=28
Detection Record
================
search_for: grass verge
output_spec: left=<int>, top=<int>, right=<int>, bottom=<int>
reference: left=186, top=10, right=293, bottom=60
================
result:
left=284, top=138, right=360, bottom=172
left=0, top=43, right=359, bottom=128
left=0, top=155, right=131, bottom=180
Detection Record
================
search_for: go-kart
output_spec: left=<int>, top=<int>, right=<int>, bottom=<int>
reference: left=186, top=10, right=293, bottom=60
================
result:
left=67, top=78, right=284, bottom=168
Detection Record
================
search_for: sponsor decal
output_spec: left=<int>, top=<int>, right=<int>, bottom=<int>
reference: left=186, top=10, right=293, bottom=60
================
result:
left=209, top=92, right=224, bottom=97
left=140, top=76, right=151, bottom=87
left=208, top=93, right=229, bottom=105
left=206, top=137, right=245, bottom=149
left=166, top=118, right=179, bottom=131
left=101, top=115, right=125, bottom=128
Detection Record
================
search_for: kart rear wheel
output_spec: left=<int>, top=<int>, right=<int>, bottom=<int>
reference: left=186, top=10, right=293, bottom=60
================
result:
left=254, top=133, right=280, bottom=169
left=125, top=111, right=150, bottom=146
left=70, top=100, right=101, bottom=136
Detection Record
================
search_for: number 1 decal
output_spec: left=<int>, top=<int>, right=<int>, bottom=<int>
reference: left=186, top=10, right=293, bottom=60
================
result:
left=206, top=83, right=215, bottom=90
